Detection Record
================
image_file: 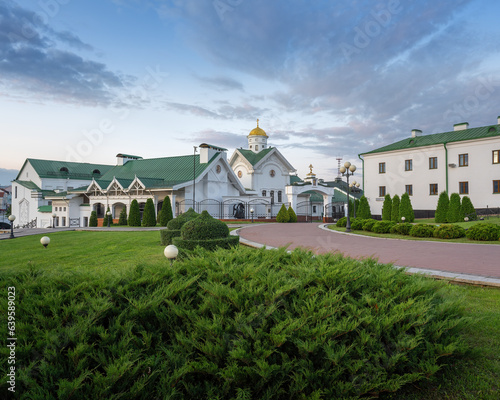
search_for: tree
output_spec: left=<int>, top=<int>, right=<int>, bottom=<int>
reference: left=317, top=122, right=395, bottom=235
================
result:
left=128, top=200, right=141, bottom=226
left=89, top=211, right=98, bottom=227
left=447, top=193, right=462, bottom=223
left=142, top=198, right=157, bottom=227
left=6, top=205, right=11, bottom=218
left=357, top=196, right=372, bottom=219
left=461, top=196, right=477, bottom=221
left=118, top=207, right=127, bottom=225
left=159, top=196, right=174, bottom=227
left=287, top=206, right=297, bottom=223
left=435, top=191, right=449, bottom=223
left=382, top=194, right=392, bottom=221
left=399, top=192, right=415, bottom=222
left=276, top=204, right=290, bottom=223
left=391, top=194, right=400, bottom=223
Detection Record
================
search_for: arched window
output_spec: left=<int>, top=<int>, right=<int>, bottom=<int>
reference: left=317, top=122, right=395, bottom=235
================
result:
left=93, top=169, right=101, bottom=175
left=60, top=167, right=69, bottom=173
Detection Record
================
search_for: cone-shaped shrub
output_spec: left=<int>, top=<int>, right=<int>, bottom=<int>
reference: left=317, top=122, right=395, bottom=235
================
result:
left=141, top=198, right=156, bottom=227
left=399, top=193, right=415, bottom=223
left=348, top=199, right=354, bottom=217
left=161, top=208, right=199, bottom=245
left=391, top=194, right=400, bottom=222
left=435, top=191, right=449, bottom=223
left=89, top=211, right=98, bottom=227
left=447, top=193, right=463, bottom=223
left=159, top=196, right=174, bottom=226
left=128, top=199, right=141, bottom=226
left=461, top=196, right=477, bottom=221
left=103, top=206, right=112, bottom=226
left=357, top=196, right=371, bottom=219
left=382, top=194, right=392, bottom=220
left=287, top=206, right=297, bottom=222
left=118, top=207, right=127, bottom=225
left=276, top=204, right=290, bottom=222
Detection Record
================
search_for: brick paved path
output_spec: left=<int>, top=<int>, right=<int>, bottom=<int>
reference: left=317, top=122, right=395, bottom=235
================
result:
left=238, top=223, right=500, bottom=279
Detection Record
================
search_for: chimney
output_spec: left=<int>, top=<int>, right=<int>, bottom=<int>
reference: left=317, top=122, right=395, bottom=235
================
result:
left=411, top=129, right=422, bottom=138
left=453, top=122, right=469, bottom=131
left=199, top=143, right=226, bottom=164
left=497, top=115, right=500, bottom=125
left=116, top=153, right=142, bottom=166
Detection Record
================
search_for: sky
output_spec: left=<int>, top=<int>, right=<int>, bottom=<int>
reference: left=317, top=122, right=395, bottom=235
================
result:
left=2, top=0, right=500, bottom=186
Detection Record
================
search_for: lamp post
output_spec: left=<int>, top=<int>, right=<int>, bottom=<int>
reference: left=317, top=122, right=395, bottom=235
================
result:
left=40, top=236, right=50, bottom=248
left=8, top=214, right=16, bottom=239
left=339, top=161, right=356, bottom=232
left=106, top=211, right=112, bottom=228
left=250, top=208, right=254, bottom=223
left=193, top=146, right=197, bottom=211
left=52, top=213, right=57, bottom=228
left=164, top=245, right=179, bottom=266
left=349, top=180, right=361, bottom=218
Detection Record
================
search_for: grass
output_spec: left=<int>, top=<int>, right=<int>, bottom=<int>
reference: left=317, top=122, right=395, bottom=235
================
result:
left=414, top=216, right=500, bottom=229
left=0, top=231, right=499, bottom=398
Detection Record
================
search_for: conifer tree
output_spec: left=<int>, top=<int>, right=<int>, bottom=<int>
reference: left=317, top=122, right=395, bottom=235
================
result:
left=382, top=194, right=392, bottom=220
left=391, top=194, right=400, bottom=223
left=128, top=200, right=141, bottom=226
left=447, top=193, right=462, bottom=223
left=160, top=196, right=174, bottom=226
left=399, top=192, right=415, bottom=222
left=276, top=204, right=290, bottom=223
left=287, top=206, right=297, bottom=223
left=461, top=196, right=477, bottom=221
left=357, top=196, right=372, bottom=219
left=103, top=206, right=112, bottom=226
left=89, top=211, right=98, bottom=227
left=348, top=199, right=354, bottom=217
left=118, top=207, right=127, bottom=225
left=142, top=198, right=157, bottom=227
left=435, top=191, right=449, bottom=223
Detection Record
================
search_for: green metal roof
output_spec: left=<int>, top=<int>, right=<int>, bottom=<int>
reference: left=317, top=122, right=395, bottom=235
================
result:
left=361, top=123, right=500, bottom=155
left=238, top=147, right=274, bottom=166
left=290, top=175, right=303, bottom=184
left=18, top=159, right=114, bottom=180
left=38, top=205, right=52, bottom=213
left=15, top=180, right=42, bottom=191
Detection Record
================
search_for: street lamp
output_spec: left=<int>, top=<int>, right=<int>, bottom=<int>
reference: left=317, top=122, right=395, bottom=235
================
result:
left=40, top=236, right=50, bottom=248
left=8, top=214, right=16, bottom=239
left=52, top=213, right=57, bottom=228
left=106, top=211, right=112, bottom=228
left=339, top=161, right=356, bottom=232
left=349, top=180, right=361, bottom=218
left=164, top=245, right=179, bottom=266
left=250, top=208, right=254, bottom=223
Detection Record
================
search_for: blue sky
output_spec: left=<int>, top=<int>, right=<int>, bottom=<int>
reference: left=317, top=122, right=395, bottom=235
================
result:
left=2, top=0, right=500, bottom=186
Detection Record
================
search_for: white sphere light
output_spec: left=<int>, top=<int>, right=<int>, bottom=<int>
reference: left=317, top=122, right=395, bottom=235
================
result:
left=401, top=216, right=406, bottom=221
left=349, top=164, right=357, bottom=172
left=339, top=166, right=346, bottom=174
left=164, top=245, right=179, bottom=260
left=8, top=215, right=16, bottom=222
left=344, top=161, right=351, bottom=168
left=40, top=236, right=50, bottom=248
left=250, top=208, right=254, bottom=213
left=356, top=183, right=360, bottom=188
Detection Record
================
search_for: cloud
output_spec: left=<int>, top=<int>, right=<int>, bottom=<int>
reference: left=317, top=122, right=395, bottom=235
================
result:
left=164, top=100, right=267, bottom=121
left=184, top=129, right=247, bottom=149
left=195, top=75, right=245, bottom=92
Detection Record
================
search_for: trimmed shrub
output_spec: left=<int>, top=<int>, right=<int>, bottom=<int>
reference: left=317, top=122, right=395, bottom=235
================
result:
left=172, top=236, right=239, bottom=251
left=399, top=193, right=415, bottom=223
left=128, top=199, right=141, bottom=226
left=433, top=224, right=466, bottom=239
left=372, top=220, right=396, bottom=233
left=118, top=207, right=127, bottom=226
left=276, top=204, right=290, bottom=223
left=461, top=196, right=477, bottom=221
left=350, top=218, right=365, bottom=230
left=159, top=196, right=174, bottom=227
left=89, top=211, right=98, bottom=227
left=466, top=223, right=500, bottom=241
left=409, top=224, right=436, bottom=238
left=287, top=206, right=298, bottom=223
left=391, top=195, right=400, bottom=223
left=435, top=191, right=450, bottom=223
left=336, top=216, right=347, bottom=227
left=103, top=207, right=112, bottom=227
left=362, top=219, right=377, bottom=232
left=390, top=222, right=413, bottom=235
left=382, top=194, right=392, bottom=221
left=162, top=208, right=200, bottom=245
left=357, top=196, right=372, bottom=219
left=142, top=198, right=157, bottom=227
left=447, top=193, right=463, bottom=223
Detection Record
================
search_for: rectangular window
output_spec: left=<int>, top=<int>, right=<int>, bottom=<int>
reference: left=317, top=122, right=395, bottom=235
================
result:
left=262, top=190, right=266, bottom=197
left=493, top=150, right=500, bottom=164
left=405, top=160, right=413, bottom=171
left=459, top=181, right=469, bottom=194
left=379, top=162, right=386, bottom=173
left=278, top=191, right=282, bottom=203
left=405, top=184, right=413, bottom=196
left=313, top=205, right=317, bottom=213
left=15, top=187, right=17, bottom=199
left=459, top=153, right=468, bottom=167
left=429, top=157, right=438, bottom=169
left=430, top=184, right=438, bottom=195
left=494, top=180, right=500, bottom=194
left=379, top=186, right=386, bottom=197
left=270, top=190, right=274, bottom=204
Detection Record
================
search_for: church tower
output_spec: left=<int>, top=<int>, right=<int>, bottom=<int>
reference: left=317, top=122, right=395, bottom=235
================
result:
left=247, top=119, right=268, bottom=153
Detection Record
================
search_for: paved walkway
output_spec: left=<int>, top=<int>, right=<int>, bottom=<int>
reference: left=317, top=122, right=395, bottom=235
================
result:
left=236, top=223, right=500, bottom=286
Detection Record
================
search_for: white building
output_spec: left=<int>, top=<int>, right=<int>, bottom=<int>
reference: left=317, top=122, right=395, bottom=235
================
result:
left=359, top=117, right=500, bottom=218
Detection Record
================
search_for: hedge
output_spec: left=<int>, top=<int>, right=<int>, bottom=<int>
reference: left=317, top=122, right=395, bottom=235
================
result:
left=172, top=235, right=240, bottom=251
left=160, top=229, right=181, bottom=246
left=167, top=208, right=199, bottom=230
left=465, top=223, right=500, bottom=241
left=409, top=224, right=436, bottom=238
left=390, top=222, right=413, bottom=235
left=362, top=219, right=377, bottom=232
left=372, top=220, right=396, bottom=233
left=350, top=218, right=367, bottom=230
left=433, top=224, right=466, bottom=239
left=336, top=216, right=347, bottom=227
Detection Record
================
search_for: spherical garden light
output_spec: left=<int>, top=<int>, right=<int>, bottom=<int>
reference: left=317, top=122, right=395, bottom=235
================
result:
left=8, top=214, right=16, bottom=239
left=164, top=244, right=179, bottom=266
left=52, top=213, right=57, bottom=228
left=106, top=211, right=112, bottom=228
left=250, top=208, right=254, bottom=223
left=40, top=236, right=51, bottom=248
left=339, top=162, right=357, bottom=232
left=464, top=216, right=469, bottom=222
left=401, top=216, right=406, bottom=222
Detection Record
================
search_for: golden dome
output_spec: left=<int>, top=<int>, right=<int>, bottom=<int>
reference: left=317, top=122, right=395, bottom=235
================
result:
left=248, top=119, right=268, bottom=137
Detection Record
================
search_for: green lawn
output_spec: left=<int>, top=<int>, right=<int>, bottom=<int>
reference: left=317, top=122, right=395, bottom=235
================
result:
left=414, top=216, right=500, bottom=228
left=1, top=231, right=499, bottom=398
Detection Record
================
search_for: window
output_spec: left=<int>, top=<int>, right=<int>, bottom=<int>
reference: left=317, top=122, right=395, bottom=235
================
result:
left=379, top=162, right=386, bottom=173
left=405, top=160, right=412, bottom=171
left=15, top=187, right=17, bottom=199
left=255, top=145, right=259, bottom=151
left=313, top=205, right=317, bottom=213
left=459, top=153, right=468, bottom=167
left=64, top=207, right=66, bottom=211
left=493, top=180, right=500, bottom=194
left=459, top=181, right=469, bottom=194
left=262, top=190, right=266, bottom=197
left=270, top=190, right=274, bottom=204
left=379, top=186, right=386, bottom=197
left=493, top=150, right=500, bottom=164
left=278, top=191, right=282, bottom=203
left=62, top=217, right=66, bottom=226
left=430, top=184, right=438, bottom=195
left=429, top=157, right=438, bottom=169
left=405, top=185, right=413, bottom=196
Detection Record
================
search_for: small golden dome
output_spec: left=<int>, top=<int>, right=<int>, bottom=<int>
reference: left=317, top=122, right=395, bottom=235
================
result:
left=248, top=119, right=268, bottom=137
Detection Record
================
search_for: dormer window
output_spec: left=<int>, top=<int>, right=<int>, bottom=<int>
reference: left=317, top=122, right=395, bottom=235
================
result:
left=93, top=169, right=101, bottom=175
left=60, top=167, right=69, bottom=173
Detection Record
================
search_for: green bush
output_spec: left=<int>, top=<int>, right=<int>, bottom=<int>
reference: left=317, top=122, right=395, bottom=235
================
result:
left=433, top=224, right=466, bottom=239
left=461, top=196, right=477, bottom=221
left=350, top=218, right=366, bottom=230
left=276, top=204, right=290, bottom=223
left=167, top=208, right=199, bottom=230
left=399, top=192, right=415, bottom=223
left=287, top=206, right=298, bottom=223
left=142, top=198, right=157, bottom=227
left=447, top=193, right=463, bottom=223
left=89, top=211, right=98, bottom=227
left=382, top=194, right=392, bottom=221
left=391, top=194, right=400, bottom=223
left=160, top=229, right=181, bottom=246
left=409, top=224, right=436, bottom=238
left=159, top=196, right=174, bottom=227
left=128, top=199, right=141, bottom=226
left=2, top=246, right=468, bottom=399
left=181, top=210, right=229, bottom=240
left=336, top=216, right=347, bottom=227
left=390, top=222, right=413, bottom=235
left=466, top=223, right=500, bottom=241
left=435, top=191, right=450, bottom=223
left=118, top=207, right=127, bottom=226
left=372, top=220, right=396, bottom=233
left=357, top=196, right=372, bottom=219
left=172, top=236, right=239, bottom=251
left=362, top=219, right=377, bottom=231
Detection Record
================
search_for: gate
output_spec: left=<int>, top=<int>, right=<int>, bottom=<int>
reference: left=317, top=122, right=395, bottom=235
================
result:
left=223, top=199, right=248, bottom=219
left=198, top=199, right=222, bottom=219
left=69, top=218, right=80, bottom=227
left=248, top=199, right=271, bottom=220
left=296, top=201, right=312, bottom=222
left=176, top=199, right=198, bottom=216
left=324, top=203, right=344, bottom=222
